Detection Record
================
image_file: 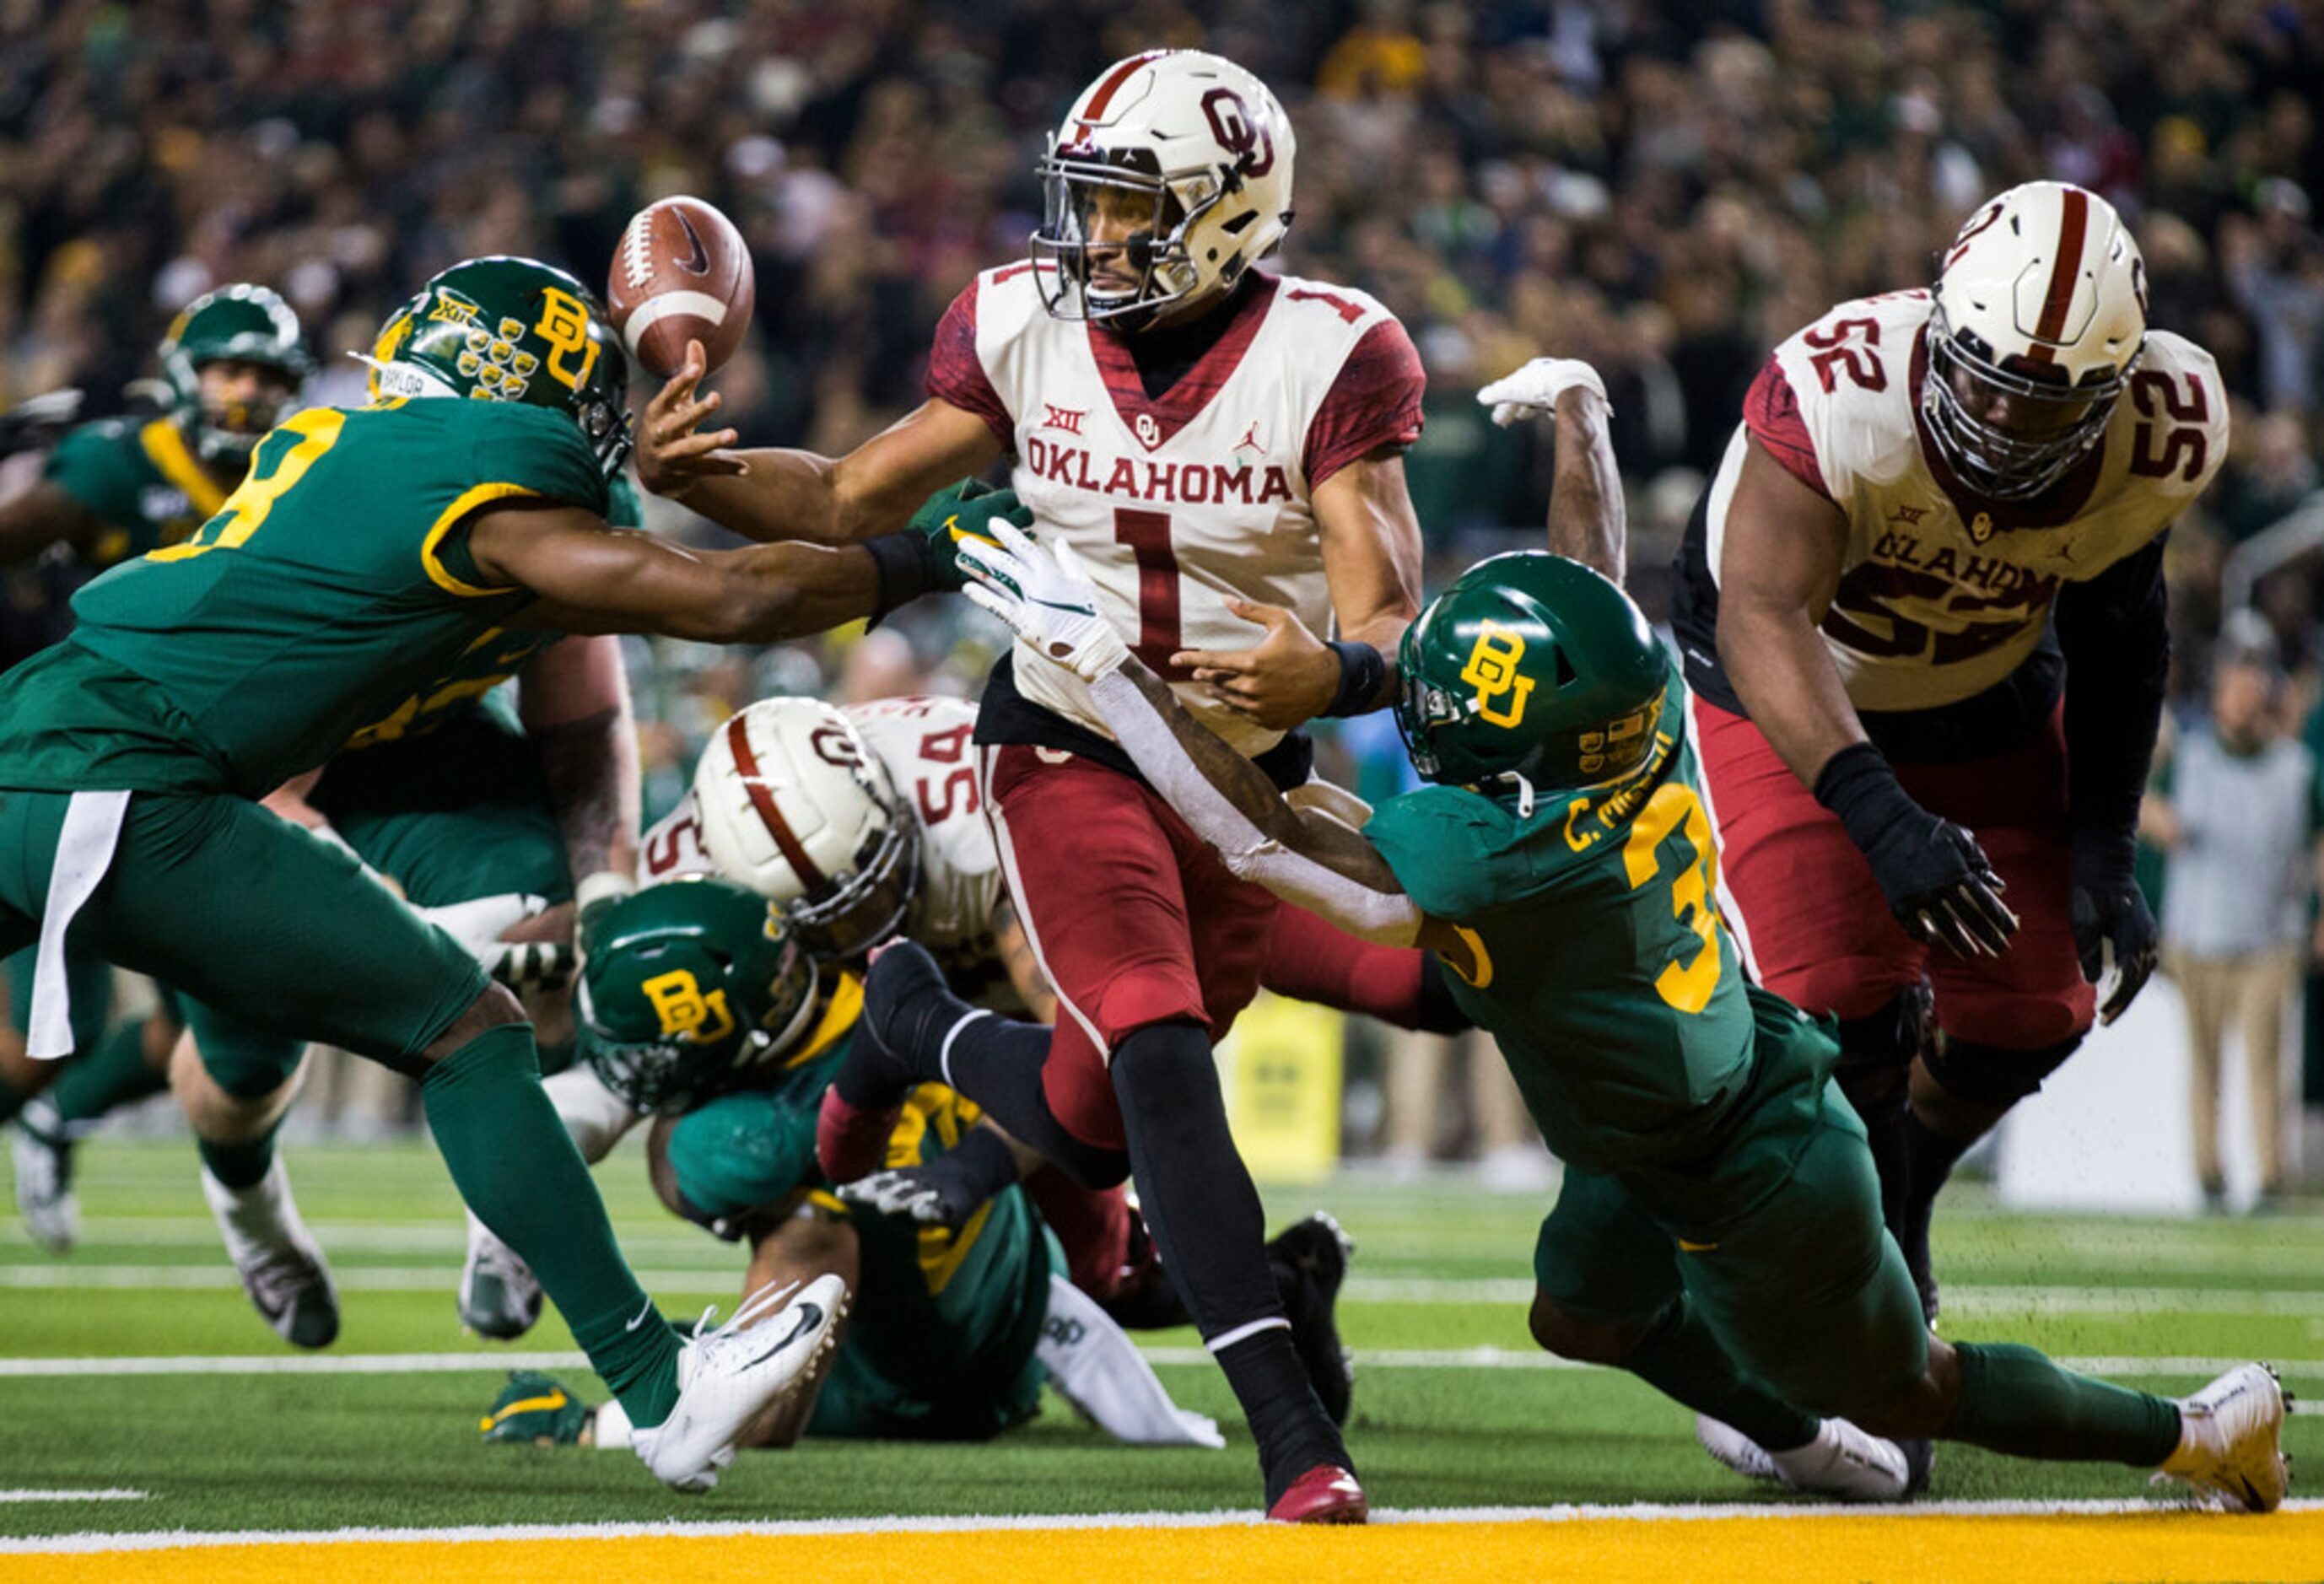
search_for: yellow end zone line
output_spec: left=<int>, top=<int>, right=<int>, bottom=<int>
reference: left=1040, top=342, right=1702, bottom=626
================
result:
left=6, top=1506, right=2324, bottom=1584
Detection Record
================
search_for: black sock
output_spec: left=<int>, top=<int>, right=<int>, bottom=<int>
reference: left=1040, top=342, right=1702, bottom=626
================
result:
left=197, top=1128, right=279, bottom=1192
left=1901, top=1111, right=1972, bottom=1297
left=863, top=942, right=1129, bottom=1185
left=1112, top=1021, right=1347, bottom=1503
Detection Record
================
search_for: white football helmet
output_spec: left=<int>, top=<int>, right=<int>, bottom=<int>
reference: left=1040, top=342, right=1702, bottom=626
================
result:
left=1031, top=49, right=1296, bottom=330
left=1923, top=180, right=2147, bottom=499
left=692, top=699, right=919, bottom=962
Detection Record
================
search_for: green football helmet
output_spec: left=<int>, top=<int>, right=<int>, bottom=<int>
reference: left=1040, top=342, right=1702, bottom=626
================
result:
left=1394, top=551, right=1670, bottom=796
left=364, top=256, right=634, bottom=479
left=574, top=877, right=820, bottom=1115
left=159, top=284, right=313, bottom=463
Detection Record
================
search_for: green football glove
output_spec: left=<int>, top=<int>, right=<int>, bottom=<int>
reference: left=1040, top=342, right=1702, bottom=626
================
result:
left=906, top=477, right=1034, bottom=592
left=479, top=1370, right=593, bottom=1446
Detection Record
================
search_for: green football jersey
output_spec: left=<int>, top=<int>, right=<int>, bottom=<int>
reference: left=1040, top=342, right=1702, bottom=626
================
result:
left=43, top=414, right=231, bottom=567
left=1365, top=666, right=1756, bottom=1174
left=0, top=398, right=605, bottom=797
left=341, top=471, right=639, bottom=751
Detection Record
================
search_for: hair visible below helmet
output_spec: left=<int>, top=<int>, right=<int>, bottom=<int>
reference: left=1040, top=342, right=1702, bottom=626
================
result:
left=1394, top=552, right=1670, bottom=797
left=1031, top=49, right=1296, bottom=331
left=692, top=698, right=920, bottom=962
left=1923, top=180, right=2147, bottom=500
left=159, top=284, right=313, bottom=463
left=574, top=877, right=820, bottom=1115
left=363, top=256, right=633, bottom=479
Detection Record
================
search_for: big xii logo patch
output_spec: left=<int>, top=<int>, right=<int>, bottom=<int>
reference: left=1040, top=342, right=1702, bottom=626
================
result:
left=642, top=969, right=736, bottom=1044
left=1460, top=621, right=1534, bottom=728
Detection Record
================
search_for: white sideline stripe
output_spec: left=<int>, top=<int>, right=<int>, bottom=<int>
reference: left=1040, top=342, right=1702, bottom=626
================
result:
left=0, top=1490, right=145, bottom=1504
left=10, top=1264, right=2324, bottom=1319
left=8, top=1499, right=2322, bottom=1553
left=0, top=1347, right=2310, bottom=1381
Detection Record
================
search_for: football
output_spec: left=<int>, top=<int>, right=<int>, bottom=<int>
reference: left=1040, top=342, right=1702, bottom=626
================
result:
left=606, top=195, right=755, bottom=380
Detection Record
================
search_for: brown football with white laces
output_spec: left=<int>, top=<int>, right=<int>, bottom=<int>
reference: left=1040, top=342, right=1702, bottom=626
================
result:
left=607, top=196, right=755, bottom=380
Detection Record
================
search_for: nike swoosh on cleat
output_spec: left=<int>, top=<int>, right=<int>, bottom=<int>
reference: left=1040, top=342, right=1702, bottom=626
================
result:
left=741, top=1304, right=824, bottom=1369
left=673, top=212, right=711, bottom=276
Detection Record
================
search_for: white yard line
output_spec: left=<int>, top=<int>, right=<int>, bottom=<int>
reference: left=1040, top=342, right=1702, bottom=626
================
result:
left=0, top=1491, right=145, bottom=1505
left=3, top=1497, right=2319, bottom=1553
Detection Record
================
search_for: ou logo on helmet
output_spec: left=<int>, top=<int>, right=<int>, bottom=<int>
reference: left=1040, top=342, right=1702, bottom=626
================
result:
left=1201, top=88, right=1275, bottom=178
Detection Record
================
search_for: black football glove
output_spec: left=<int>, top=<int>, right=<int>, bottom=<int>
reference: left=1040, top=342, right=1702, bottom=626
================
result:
left=0, top=388, right=82, bottom=461
left=837, top=1124, right=1019, bottom=1232
left=1815, top=743, right=2019, bottom=960
left=2069, top=831, right=2156, bottom=1026
left=905, top=478, right=1034, bottom=593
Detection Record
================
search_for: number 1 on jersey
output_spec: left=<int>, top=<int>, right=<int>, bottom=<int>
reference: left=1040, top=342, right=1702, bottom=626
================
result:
left=1620, top=783, right=1725, bottom=1015
left=1113, top=508, right=1184, bottom=676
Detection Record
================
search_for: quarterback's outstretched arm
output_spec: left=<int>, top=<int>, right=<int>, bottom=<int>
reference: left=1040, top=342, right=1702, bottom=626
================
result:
left=634, top=342, right=1003, bottom=547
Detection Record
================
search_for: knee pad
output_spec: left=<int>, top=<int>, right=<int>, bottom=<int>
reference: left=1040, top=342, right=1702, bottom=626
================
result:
left=1922, top=1034, right=2081, bottom=1108
left=1831, top=981, right=1933, bottom=1113
left=1108, top=1021, right=1218, bottom=1116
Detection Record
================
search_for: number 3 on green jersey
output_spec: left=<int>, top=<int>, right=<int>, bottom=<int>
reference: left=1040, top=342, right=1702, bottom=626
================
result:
left=1620, top=783, right=1724, bottom=1015
left=148, top=409, right=348, bottom=563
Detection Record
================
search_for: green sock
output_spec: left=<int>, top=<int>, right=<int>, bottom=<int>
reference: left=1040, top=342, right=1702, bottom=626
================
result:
left=1624, top=1296, right=1821, bottom=1454
left=421, top=1024, right=681, bottom=1428
left=197, top=1129, right=278, bottom=1191
left=1945, top=1342, right=2181, bottom=1465
left=51, top=1019, right=169, bottom=1126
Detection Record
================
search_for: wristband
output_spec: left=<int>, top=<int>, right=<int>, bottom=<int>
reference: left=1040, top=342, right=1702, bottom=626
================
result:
left=1323, top=640, right=1388, bottom=718
left=1811, top=741, right=1914, bottom=854
left=863, top=531, right=934, bottom=622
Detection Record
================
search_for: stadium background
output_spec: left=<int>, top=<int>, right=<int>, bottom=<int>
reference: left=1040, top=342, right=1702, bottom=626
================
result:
left=3, top=0, right=2322, bottom=1142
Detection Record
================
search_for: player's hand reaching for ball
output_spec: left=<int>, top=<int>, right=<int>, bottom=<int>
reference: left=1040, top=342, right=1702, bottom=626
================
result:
left=634, top=340, right=747, bottom=498
left=1175, top=601, right=1340, bottom=731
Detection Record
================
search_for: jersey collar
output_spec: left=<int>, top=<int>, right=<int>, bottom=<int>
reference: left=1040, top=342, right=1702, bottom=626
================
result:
left=1085, top=274, right=1276, bottom=453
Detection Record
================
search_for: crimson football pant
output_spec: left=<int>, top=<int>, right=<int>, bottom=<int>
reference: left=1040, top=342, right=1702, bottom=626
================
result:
left=1690, top=695, right=2095, bottom=1045
left=982, top=744, right=1347, bottom=1498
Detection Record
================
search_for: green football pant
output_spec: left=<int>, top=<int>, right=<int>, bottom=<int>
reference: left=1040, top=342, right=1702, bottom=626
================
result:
left=1535, top=1086, right=1928, bottom=1428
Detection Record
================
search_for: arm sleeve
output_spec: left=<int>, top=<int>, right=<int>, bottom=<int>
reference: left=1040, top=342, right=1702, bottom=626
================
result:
left=1740, top=355, right=1831, bottom=500
left=1303, top=318, right=1426, bottom=488
left=925, top=278, right=1014, bottom=453
left=2054, top=532, right=2170, bottom=869
left=1087, top=669, right=1424, bottom=945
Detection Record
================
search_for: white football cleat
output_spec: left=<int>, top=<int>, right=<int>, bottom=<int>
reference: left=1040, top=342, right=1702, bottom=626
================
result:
left=632, top=1272, right=848, bottom=1493
left=1700, top=1414, right=1909, bottom=1501
left=2159, top=1363, right=2288, bottom=1513
left=202, top=1158, right=340, bottom=1349
left=458, top=1212, right=544, bottom=1340
left=1696, top=1414, right=1781, bottom=1483
left=13, top=1102, right=78, bottom=1255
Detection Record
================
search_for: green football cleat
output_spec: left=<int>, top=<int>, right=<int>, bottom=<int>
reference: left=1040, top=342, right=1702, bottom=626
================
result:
left=480, top=1371, right=593, bottom=1446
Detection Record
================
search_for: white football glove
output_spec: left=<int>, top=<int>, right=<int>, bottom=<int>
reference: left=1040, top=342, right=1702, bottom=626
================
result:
left=957, top=520, right=1130, bottom=682
left=1477, top=357, right=1610, bottom=427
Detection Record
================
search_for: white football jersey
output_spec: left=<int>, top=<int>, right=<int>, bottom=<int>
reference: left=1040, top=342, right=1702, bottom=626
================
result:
left=1701, top=290, right=2225, bottom=713
left=642, top=696, right=1011, bottom=995
left=941, top=263, right=1421, bottom=757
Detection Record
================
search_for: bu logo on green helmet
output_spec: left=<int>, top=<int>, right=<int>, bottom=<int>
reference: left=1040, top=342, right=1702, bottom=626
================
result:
left=574, top=877, right=822, bottom=1115
left=1394, top=551, right=1669, bottom=797
left=160, top=283, right=314, bottom=464
left=361, top=256, right=634, bottom=480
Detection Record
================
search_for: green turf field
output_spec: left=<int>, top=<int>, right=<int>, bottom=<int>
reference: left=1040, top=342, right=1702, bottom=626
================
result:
left=1, top=1134, right=2315, bottom=1538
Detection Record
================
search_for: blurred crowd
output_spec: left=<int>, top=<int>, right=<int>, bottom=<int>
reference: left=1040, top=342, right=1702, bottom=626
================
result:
left=6, top=0, right=2324, bottom=1156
